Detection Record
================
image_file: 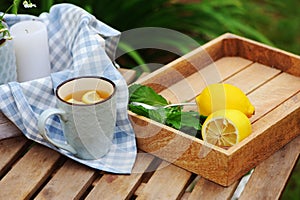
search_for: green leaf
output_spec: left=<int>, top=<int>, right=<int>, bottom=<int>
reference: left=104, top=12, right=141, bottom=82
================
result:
left=128, top=84, right=207, bottom=139
left=166, top=111, right=205, bottom=131
left=12, top=0, right=21, bottom=15
left=128, top=84, right=168, bottom=106
left=128, top=104, right=150, bottom=118
left=148, top=108, right=168, bottom=124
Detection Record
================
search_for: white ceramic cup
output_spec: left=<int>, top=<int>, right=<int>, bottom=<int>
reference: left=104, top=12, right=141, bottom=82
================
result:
left=38, top=76, right=116, bottom=160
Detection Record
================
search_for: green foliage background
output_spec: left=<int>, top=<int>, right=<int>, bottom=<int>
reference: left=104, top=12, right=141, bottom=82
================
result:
left=1, top=0, right=299, bottom=198
left=4, top=0, right=298, bottom=54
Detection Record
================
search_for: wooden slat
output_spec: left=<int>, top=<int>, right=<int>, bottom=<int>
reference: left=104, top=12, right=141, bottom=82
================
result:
left=188, top=178, right=239, bottom=200
left=86, top=153, right=155, bottom=200
left=159, top=58, right=281, bottom=104
left=0, top=145, right=61, bottom=200
left=248, top=72, right=300, bottom=122
left=0, top=112, right=22, bottom=140
left=136, top=48, right=217, bottom=93
left=239, top=135, right=300, bottom=200
left=223, top=33, right=300, bottom=76
left=188, top=56, right=252, bottom=86
left=0, top=112, right=10, bottom=124
left=225, top=62, right=281, bottom=93
left=118, top=68, right=137, bottom=84
left=0, top=136, right=29, bottom=177
left=35, top=159, right=96, bottom=200
left=159, top=57, right=253, bottom=103
left=136, top=161, right=192, bottom=200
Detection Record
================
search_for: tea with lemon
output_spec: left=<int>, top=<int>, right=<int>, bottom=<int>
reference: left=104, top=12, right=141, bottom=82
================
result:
left=64, top=90, right=110, bottom=104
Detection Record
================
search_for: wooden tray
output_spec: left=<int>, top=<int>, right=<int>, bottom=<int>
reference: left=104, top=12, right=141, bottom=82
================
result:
left=128, top=33, right=300, bottom=186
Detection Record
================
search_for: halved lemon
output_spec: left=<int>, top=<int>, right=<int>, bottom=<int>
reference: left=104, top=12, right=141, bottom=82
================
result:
left=201, top=109, right=252, bottom=147
left=82, top=90, right=104, bottom=104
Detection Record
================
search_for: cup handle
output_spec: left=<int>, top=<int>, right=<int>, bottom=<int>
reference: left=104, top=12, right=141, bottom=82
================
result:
left=38, top=108, right=77, bottom=155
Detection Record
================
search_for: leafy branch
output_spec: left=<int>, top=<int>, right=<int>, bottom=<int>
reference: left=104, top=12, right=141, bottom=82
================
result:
left=0, top=0, right=36, bottom=40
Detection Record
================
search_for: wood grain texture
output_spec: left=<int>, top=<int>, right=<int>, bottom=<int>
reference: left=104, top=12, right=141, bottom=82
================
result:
left=35, top=159, right=96, bottom=200
left=86, top=153, right=155, bottom=200
left=248, top=72, right=300, bottom=122
left=188, top=178, right=239, bottom=200
left=136, top=161, right=192, bottom=200
left=159, top=57, right=253, bottom=103
left=239, top=135, right=300, bottom=200
left=0, top=136, right=29, bottom=177
left=222, top=35, right=300, bottom=76
left=0, top=113, right=22, bottom=140
left=225, top=62, right=281, bottom=93
left=0, top=145, right=61, bottom=200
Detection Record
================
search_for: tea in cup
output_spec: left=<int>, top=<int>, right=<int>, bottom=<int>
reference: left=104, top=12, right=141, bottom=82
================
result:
left=38, top=76, right=116, bottom=160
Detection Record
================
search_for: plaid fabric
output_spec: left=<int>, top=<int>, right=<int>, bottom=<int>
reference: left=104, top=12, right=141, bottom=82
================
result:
left=0, top=4, right=137, bottom=174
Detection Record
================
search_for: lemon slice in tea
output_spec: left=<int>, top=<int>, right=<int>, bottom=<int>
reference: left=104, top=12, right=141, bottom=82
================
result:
left=82, top=90, right=104, bottom=104
left=67, top=98, right=85, bottom=105
left=201, top=109, right=252, bottom=147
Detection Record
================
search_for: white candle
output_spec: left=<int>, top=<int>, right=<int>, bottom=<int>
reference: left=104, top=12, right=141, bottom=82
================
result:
left=10, top=20, right=51, bottom=82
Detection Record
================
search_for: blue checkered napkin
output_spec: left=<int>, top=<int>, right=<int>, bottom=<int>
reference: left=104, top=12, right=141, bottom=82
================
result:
left=0, top=4, right=137, bottom=174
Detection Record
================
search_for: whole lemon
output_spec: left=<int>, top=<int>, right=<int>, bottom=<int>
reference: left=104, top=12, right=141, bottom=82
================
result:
left=202, top=109, right=252, bottom=147
left=196, top=83, right=255, bottom=118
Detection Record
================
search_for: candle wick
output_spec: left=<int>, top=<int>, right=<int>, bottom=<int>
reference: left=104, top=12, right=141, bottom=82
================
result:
left=25, top=29, right=29, bottom=34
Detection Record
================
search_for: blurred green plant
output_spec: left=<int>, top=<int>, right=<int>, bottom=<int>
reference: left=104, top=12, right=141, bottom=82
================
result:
left=54, top=0, right=275, bottom=71
left=1, top=0, right=275, bottom=69
left=2, top=0, right=299, bottom=69
left=237, top=0, right=300, bottom=56
left=281, top=160, right=300, bottom=200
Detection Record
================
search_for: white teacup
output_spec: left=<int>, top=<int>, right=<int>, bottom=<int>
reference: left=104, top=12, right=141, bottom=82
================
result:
left=38, top=76, right=116, bottom=160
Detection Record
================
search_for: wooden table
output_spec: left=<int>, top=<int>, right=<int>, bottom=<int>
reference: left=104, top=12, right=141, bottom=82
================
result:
left=0, top=68, right=299, bottom=200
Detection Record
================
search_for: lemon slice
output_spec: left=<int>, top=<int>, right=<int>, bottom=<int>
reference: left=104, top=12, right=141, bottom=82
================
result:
left=202, top=109, right=252, bottom=147
left=82, top=90, right=104, bottom=104
left=67, top=98, right=85, bottom=105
